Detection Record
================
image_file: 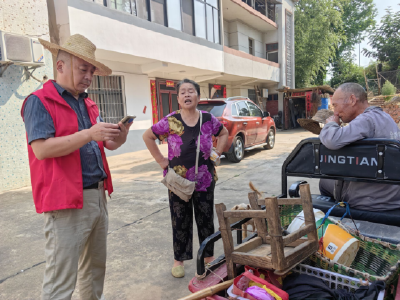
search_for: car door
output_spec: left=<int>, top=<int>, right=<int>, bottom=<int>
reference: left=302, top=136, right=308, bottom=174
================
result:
left=236, top=101, right=257, bottom=145
left=247, top=101, right=266, bottom=144
left=236, top=101, right=251, bottom=145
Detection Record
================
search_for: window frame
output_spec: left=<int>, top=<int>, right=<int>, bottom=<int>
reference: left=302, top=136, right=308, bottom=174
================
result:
left=92, top=0, right=108, bottom=6
left=150, top=0, right=168, bottom=26
left=266, top=42, right=278, bottom=63
left=231, top=102, right=239, bottom=116
left=106, top=0, right=137, bottom=15
left=267, top=94, right=278, bottom=101
left=101, top=0, right=220, bottom=44
left=236, top=101, right=250, bottom=117
left=267, top=1, right=275, bottom=22
left=209, top=83, right=226, bottom=99
left=181, top=0, right=195, bottom=35
left=194, top=0, right=220, bottom=43
left=249, top=38, right=254, bottom=55
left=247, top=101, right=263, bottom=117
left=248, top=89, right=256, bottom=102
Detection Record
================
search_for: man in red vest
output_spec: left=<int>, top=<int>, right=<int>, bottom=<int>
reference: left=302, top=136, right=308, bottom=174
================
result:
left=21, top=34, right=132, bottom=300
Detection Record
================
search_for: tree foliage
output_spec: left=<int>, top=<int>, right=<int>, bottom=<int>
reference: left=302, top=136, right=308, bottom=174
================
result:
left=295, top=0, right=376, bottom=88
left=330, top=53, right=365, bottom=88
left=338, top=0, right=376, bottom=54
left=363, top=6, right=400, bottom=70
left=364, top=60, right=391, bottom=79
left=328, top=0, right=376, bottom=87
left=294, top=0, right=344, bottom=88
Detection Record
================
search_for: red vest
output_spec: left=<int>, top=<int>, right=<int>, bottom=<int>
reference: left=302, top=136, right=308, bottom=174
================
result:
left=21, top=80, right=113, bottom=213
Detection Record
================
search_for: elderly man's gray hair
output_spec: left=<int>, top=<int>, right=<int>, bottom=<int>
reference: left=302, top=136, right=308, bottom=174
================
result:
left=337, top=82, right=367, bottom=103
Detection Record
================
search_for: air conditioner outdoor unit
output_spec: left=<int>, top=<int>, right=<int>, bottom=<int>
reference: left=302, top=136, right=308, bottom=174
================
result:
left=0, top=31, right=45, bottom=66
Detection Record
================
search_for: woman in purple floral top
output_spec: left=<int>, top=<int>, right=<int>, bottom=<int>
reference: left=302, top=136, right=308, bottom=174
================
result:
left=143, top=79, right=228, bottom=278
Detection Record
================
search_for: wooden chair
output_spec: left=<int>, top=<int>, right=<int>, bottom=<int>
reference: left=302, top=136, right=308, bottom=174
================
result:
left=216, top=183, right=319, bottom=279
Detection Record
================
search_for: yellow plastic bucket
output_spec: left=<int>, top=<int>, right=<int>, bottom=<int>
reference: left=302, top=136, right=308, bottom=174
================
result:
left=320, top=224, right=359, bottom=267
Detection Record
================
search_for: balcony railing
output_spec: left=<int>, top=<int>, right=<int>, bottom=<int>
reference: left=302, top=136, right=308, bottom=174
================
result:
left=241, top=0, right=276, bottom=22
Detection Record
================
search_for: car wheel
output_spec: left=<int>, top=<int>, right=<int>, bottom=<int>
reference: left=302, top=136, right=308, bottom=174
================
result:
left=264, top=129, right=275, bottom=150
left=227, top=136, right=244, bottom=163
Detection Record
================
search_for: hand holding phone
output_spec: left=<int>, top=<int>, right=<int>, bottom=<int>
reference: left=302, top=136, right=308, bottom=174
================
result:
left=120, top=115, right=136, bottom=125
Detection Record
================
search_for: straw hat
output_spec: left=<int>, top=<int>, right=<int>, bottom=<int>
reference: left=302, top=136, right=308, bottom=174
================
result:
left=297, top=109, right=334, bottom=135
left=39, top=34, right=112, bottom=76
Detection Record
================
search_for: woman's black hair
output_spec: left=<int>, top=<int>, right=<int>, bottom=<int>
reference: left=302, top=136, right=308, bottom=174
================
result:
left=176, top=78, right=200, bottom=96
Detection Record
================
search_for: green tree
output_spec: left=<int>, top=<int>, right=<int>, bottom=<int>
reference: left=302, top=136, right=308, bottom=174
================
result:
left=329, top=0, right=376, bottom=87
left=363, top=6, right=400, bottom=70
left=364, top=60, right=391, bottom=79
left=295, top=0, right=344, bottom=88
left=295, top=0, right=375, bottom=88
left=337, top=0, right=377, bottom=54
left=330, top=54, right=365, bottom=88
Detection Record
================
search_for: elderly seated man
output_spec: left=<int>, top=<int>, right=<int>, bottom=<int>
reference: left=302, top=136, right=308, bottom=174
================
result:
left=319, top=82, right=400, bottom=211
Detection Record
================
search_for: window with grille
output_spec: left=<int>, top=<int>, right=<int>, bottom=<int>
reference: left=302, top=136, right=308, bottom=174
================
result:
left=248, top=89, right=256, bottom=101
left=87, top=75, right=127, bottom=124
left=267, top=2, right=275, bottom=21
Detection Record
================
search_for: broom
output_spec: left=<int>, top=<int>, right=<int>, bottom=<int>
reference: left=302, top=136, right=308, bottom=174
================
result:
left=177, top=279, right=234, bottom=300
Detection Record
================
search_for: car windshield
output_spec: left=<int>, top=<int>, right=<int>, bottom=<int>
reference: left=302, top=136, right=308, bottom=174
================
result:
left=197, top=102, right=227, bottom=117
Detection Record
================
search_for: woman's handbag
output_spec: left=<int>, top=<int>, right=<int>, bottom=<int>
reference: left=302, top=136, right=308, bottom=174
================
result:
left=161, top=112, right=202, bottom=202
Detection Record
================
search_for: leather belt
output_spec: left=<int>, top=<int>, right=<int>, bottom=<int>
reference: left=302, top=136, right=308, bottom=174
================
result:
left=83, top=181, right=103, bottom=190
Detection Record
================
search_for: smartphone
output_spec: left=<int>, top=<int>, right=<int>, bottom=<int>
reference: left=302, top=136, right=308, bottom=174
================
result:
left=120, top=115, right=136, bottom=124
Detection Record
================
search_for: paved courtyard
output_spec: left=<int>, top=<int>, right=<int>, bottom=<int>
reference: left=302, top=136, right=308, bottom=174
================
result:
left=0, top=129, right=318, bottom=300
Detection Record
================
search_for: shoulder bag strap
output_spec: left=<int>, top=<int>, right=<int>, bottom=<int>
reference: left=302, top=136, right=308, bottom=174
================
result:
left=195, top=111, right=202, bottom=183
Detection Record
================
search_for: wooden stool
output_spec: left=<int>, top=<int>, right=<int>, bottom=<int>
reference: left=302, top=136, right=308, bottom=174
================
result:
left=216, top=183, right=319, bottom=279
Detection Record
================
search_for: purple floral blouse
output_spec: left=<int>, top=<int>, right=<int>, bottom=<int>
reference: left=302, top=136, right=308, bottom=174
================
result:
left=152, top=110, right=223, bottom=192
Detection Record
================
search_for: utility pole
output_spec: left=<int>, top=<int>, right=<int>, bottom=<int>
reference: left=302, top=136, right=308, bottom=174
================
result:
left=376, top=63, right=381, bottom=95
left=364, top=70, right=369, bottom=94
left=359, top=44, right=361, bottom=67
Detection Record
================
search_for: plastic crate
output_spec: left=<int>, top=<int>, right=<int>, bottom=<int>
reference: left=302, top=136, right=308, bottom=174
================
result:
left=293, top=264, right=384, bottom=300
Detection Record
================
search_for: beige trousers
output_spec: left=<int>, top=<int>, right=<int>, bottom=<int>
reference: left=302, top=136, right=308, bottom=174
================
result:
left=42, top=183, right=108, bottom=300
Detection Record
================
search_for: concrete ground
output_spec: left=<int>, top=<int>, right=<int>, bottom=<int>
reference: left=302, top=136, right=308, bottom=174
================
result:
left=0, top=129, right=318, bottom=300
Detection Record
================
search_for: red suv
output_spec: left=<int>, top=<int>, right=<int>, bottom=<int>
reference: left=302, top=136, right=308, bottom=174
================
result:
left=198, top=97, right=276, bottom=163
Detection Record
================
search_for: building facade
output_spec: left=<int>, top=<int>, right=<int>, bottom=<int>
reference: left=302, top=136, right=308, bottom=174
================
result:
left=0, top=0, right=53, bottom=193
left=49, top=0, right=296, bottom=156
left=0, top=0, right=296, bottom=192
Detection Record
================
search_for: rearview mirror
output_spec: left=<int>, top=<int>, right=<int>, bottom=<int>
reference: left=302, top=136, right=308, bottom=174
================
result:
left=263, top=111, right=270, bottom=118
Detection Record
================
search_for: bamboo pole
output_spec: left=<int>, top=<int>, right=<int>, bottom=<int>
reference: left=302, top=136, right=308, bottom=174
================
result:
left=368, top=94, right=400, bottom=99
left=177, top=279, right=234, bottom=300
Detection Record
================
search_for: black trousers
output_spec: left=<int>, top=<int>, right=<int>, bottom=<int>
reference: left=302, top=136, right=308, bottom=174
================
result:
left=168, top=185, right=215, bottom=261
